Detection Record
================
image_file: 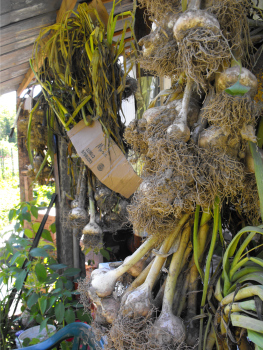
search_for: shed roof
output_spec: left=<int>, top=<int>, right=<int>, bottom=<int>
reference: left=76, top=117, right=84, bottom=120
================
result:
left=0, top=0, right=134, bottom=97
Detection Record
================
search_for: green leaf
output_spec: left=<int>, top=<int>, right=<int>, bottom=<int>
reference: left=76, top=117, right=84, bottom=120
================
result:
left=6, top=242, right=12, bottom=253
left=63, top=290, right=72, bottom=298
left=29, top=248, right=49, bottom=258
left=27, top=292, right=39, bottom=308
left=39, top=296, right=47, bottom=315
left=31, top=206, right=38, bottom=219
left=56, top=279, right=64, bottom=290
left=225, top=81, right=251, bottom=96
left=35, top=313, right=43, bottom=324
left=48, top=264, right=67, bottom=270
left=42, top=229, right=53, bottom=242
left=22, top=212, right=31, bottom=222
left=32, top=222, right=41, bottom=233
left=248, top=329, right=263, bottom=348
left=46, top=272, right=59, bottom=284
left=63, top=268, right=81, bottom=277
left=65, top=280, right=73, bottom=290
left=65, top=308, right=75, bottom=324
left=8, top=209, right=16, bottom=222
left=250, top=142, right=263, bottom=219
left=52, top=288, right=61, bottom=294
left=39, top=318, right=49, bottom=333
left=22, top=338, right=31, bottom=347
left=15, top=270, right=27, bottom=291
left=35, top=263, right=47, bottom=283
left=55, top=302, right=65, bottom=324
left=222, top=226, right=263, bottom=295
left=76, top=309, right=92, bottom=323
left=100, top=248, right=110, bottom=261
left=47, top=295, right=57, bottom=309
left=50, top=223, right=56, bottom=233
left=42, top=244, right=55, bottom=250
left=10, top=251, right=21, bottom=265
left=22, top=206, right=28, bottom=214
left=24, top=228, right=34, bottom=239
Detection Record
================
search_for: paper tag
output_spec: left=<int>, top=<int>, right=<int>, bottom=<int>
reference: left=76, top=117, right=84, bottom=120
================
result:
left=68, top=120, right=142, bottom=198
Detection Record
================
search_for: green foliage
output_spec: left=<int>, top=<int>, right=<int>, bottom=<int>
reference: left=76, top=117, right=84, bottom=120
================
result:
left=250, top=142, right=263, bottom=219
left=33, top=183, right=56, bottom=206
left=0, top=202, right=91, bottom=349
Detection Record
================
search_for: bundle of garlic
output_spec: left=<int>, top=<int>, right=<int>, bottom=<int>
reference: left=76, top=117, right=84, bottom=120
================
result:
left=79, top=0, right=263, bottom=349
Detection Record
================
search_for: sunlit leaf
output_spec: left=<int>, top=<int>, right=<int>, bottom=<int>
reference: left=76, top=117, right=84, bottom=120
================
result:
left=35, top=263, right=47, bottom=283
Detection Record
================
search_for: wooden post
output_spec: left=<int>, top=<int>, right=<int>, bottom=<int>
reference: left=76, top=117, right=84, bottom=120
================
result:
left=17, top=103, right=33, bottom=203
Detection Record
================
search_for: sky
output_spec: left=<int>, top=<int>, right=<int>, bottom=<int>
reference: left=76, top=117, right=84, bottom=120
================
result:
left=0, top=91, right=16, bottom=112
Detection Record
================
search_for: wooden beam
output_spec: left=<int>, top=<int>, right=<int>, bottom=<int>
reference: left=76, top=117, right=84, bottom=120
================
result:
left=0, top=0, right=61, bottom=28
left=0, top=12, right=57, bottom=47
left=0, top=62, right=29, bottom=83
left=17, top=0, right=78, bottom=96
left=113, top=28, right=131, bottom=38
left=0, top=35, right=38, bottom=55
left=0, top=44, right=34, bottom=71
left=0, top=76, right=24, bottom=96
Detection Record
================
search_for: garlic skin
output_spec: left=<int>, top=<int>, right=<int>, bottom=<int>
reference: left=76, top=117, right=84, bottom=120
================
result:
left=143, top=106, right=167, bottom=124
left=151, top=311, right=186, bottom=344
left=88, top=286, right=120, bottom=325
left=166, top=118, right=191, bottom=142
left=122, top=284, right=153, bottom=317
left=173, top=10, right=220, bottom=42
left=198, top=125, right=241, bottom=158
left=71, top=199, right=79, bottom=209
left=68, top=207, right=87, bottom=221
left=82, top=221, right=102, bottom=236
left=126, top=256, right=150, bottom=277
left=90, top=268, right=117, bottom=298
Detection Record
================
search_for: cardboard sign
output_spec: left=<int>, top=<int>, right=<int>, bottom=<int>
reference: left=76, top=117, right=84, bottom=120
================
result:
left=68, top=120, right=142, bottom=198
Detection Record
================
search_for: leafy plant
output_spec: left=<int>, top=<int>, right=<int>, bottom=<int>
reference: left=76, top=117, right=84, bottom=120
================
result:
left=0, top=202, right=91, bottom=349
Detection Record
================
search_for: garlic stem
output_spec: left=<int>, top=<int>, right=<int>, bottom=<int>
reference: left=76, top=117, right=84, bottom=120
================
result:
left=176, top=273, right=189, bottom=316
left=124, top=259, right=154, bottom=295
left=121, top=214, right=191, bottom=316
left=78, top=166, right=87, bottom=209
left=189, top=0, right=201, bottom=10
left=91, top=233, right=159, bottom=297
left=144, top=213, right=190, bottom=291
left=181, top=77, right=194, bottom=124
left=154, top=278, right=167, bottom=308
left=162, top=226, right=191, bottom=313
left=76, top=163, right=84, bottom=197
left=191, top=90, right=213, bottom=144
left=88, top=171, right=96, bottom=222
left=187, top=210, right=212, bottom=320
left=174, top=242, right=192, bottom=315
